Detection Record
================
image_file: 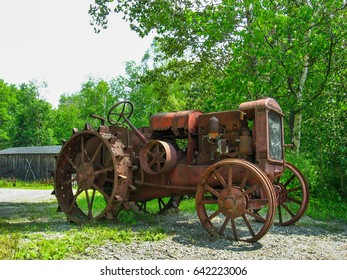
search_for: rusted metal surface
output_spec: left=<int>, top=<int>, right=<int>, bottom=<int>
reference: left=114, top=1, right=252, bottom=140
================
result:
left=195, top=159, right=276, bottom=242
left=54, top=98, right=309, bottom=243
left=139, top=140, right=177, bottom=175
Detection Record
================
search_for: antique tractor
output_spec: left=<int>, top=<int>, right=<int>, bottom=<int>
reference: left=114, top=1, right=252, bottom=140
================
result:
left=54, top=98, right=309, bottom=242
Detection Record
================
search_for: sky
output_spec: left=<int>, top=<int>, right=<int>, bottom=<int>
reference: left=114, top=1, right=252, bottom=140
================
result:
left=0, top=0, right=153, bottom=107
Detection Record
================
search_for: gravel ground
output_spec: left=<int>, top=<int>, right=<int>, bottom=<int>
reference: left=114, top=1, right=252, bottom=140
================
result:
left=82, top=212, right=347, bottom=260
left=1, top=188, right=346, bottom=260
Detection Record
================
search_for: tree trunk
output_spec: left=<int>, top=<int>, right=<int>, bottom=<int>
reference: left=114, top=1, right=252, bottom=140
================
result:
left=291, top=54, right=309, bottom=154
left=292, top=111, right=302, bottom=154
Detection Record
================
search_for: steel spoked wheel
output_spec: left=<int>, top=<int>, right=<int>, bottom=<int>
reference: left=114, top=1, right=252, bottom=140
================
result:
left=54, top=131, right=128, bottom=224
left=196, top=159, right=276, bottom=242
left=274, top=162, right=309, bottom=226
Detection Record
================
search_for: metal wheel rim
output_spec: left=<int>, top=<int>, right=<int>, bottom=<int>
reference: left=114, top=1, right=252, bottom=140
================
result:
left=196, top=159, right=276, bottom=243
left=275, top=162, right=309, bottom=226
left=54, top=131, right=119, bottom=223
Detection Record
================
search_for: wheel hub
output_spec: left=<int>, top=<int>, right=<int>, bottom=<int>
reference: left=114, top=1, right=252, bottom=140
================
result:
left=274, top=184, right=287, bottom=205
left=76, top=162, right=95, bottom=190
left=218, top=188, right=246, bottom=218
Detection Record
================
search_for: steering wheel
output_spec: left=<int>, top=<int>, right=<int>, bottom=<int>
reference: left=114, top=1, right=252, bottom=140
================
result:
left=107, top=101, right=134, bottom=125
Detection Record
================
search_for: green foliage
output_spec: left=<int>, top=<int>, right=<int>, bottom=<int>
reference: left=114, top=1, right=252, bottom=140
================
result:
left=0, top=179, right=53, bottom=190
left=88, top=0, right=347, bottom=201
left=0, top=80, right=18, bottom=149
left=12, top=82, right=56, bottom=147
left=137, top=227, right=166, bottom=242
left=285, top=151, right=347, bottom=221
left=0, top=233, right=20, bottom=259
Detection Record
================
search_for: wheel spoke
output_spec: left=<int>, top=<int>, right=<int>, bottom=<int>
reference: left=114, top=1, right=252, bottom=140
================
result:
left=236, top=185, right=258, bottom=199
left=212, top=170, right=228, bottom=189
left=205, top=184, right=222, bottom=199
left=278, top=205, right=283, bottom=224
left=60, top=177, right=77, bottom=186
left=247, top=199, right=268, bottom=208
left=155, top=144, right=160, bottom=155
left=85, top=190, right=92, bottom=219
left=219, top=217, right=229, bottom=235
left=283, top=174, right=296, bottom=187
left=64, top=154, right=78, bottom=170
left=281, top=203, right=295, bottom=217
left=110, top=112, right=121, bottom=116
left=156, top=160, right=161, bottom=172
left=90, top=141, right=103, bottom=165
left=239, top=169, right=250, bottom=190
left=230, top=218, right=238, bottom=240
left=138, top=202, right=147, bottom=212
left=81, top=136, right=85, bottom=163
left=242, top=214, right=256, bottom=238
left=147, top=151, right=156, bottom=158
left=227, top=166, right=233, bottom=195
left=243, top=209, right=266, bottom=223
left=158, top=198, right=166, bottom=210
left=68, top=187, right=83, bottom=213
left=92, top=183, right=110, bottom=200
left=201, top=199, right=218, bottom=204
left=286, top=187, right=302, bottom=193
left=93, top=166, right=114, bottom=176
left=88, top=190, right=96, bottom=219
left=148, top=158, right=157, bottom=168
left=208, top=209, right=221, bottom=222
left=286, top=196, right=302, bottom=205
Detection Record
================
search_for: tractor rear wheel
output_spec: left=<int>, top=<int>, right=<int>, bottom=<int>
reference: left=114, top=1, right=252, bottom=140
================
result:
left=196, top=159, right=276, bottom=243
left=54, top=130, right=131, bottom=224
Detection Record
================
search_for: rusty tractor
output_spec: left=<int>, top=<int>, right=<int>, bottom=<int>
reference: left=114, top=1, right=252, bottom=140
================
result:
left=54, top=98, right=309, bottom=242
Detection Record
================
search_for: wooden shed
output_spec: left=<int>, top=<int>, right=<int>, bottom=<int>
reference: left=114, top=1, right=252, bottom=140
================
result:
left=0, top=146, right=61, bottom=181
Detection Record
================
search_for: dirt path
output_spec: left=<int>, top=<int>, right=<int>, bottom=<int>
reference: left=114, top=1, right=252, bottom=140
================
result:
left=0, top=188, right=55, bottom=203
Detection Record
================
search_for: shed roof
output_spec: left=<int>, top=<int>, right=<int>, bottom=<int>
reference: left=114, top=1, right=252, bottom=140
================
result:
left=0, top=146, right=62, bottom=155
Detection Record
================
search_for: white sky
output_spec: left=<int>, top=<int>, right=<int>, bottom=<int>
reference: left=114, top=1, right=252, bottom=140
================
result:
left=0, top=0, right=153, bottom=107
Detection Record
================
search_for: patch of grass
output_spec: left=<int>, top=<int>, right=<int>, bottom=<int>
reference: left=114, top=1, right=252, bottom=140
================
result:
left=0, top=200, right=169, bottom=260
left=178, top=197, right=196, bottom=213
left=0, top=179, right=53, bottom=190
left=0, top=233, right=20, bottom=259
left=137, top=227, right=166, bottom=241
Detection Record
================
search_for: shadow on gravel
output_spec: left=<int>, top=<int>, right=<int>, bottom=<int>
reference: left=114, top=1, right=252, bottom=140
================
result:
left=267, top=219, right=347, bottom=241
left=145, top=213, right=265, bottom=252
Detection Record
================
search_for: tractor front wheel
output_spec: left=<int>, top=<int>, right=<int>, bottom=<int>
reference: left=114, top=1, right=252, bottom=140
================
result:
left=196, top=159, right=276, bottom=243
left=274, top=162, right=309, bottom=226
